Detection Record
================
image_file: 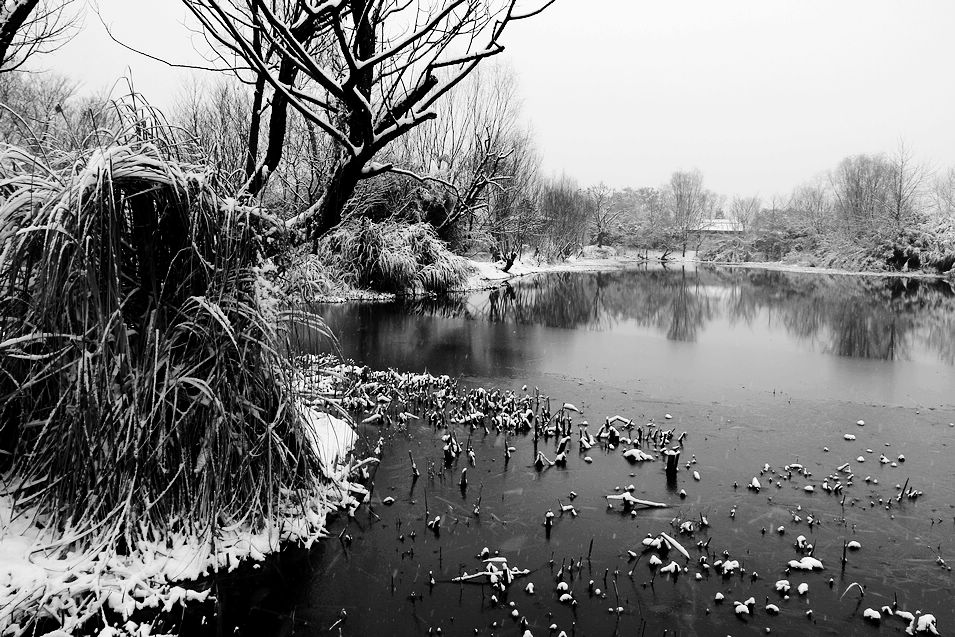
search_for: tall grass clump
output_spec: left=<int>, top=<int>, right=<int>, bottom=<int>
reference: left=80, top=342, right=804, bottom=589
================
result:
left=0, top=106, right=326, bottom=556
left=319, top=216, right=473, bottom=293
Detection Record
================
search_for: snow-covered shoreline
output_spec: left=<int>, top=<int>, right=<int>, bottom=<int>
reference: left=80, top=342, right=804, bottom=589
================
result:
left=313, top=249, right=950, bottom=305
left=465, top=250, right=952, bottom=286
left=459, top=254, right=646, bottom=290
left=313, top=252, right=655, bottom=303
left=0, top=394, right=360, bottom=637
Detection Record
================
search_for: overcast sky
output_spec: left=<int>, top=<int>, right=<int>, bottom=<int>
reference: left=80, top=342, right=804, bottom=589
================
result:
left=37, top=0, right=955, bottom=199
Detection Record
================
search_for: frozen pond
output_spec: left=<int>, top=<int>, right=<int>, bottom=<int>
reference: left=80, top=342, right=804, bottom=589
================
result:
left=197, top=266, right=955, bottom=636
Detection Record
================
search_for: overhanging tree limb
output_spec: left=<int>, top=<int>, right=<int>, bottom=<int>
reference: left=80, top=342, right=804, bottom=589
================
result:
left=183, top=0, right=556, bottom=239
left=0, top=0, right=78, bottom=73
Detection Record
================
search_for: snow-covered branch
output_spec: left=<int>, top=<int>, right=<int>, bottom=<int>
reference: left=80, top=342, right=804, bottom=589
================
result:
left=0, top=0, right=78, bottom=72
left=183, top=0, right=556, bottom=238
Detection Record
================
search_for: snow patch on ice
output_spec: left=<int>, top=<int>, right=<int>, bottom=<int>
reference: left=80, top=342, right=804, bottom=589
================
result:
left=299, top=404, right=356, bottom=478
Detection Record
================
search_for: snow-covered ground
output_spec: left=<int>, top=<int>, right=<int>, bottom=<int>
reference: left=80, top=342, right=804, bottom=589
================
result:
left=300, top=403, right=358, bottom=478
left=0, top=403, right=358, bottom=637
left=460, top=250, right=652, bottom=290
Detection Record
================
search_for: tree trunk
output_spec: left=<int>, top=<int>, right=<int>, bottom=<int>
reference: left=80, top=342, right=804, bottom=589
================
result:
left=247, top=57, right=298, bottom=196
left=348, top=0, right=375, bottom=144
left=310, top=157, right=363, bottom=241
left=245, top=10, right=322, bottom=196
left=243, top=6, right=264, bottom=183
left=300, top=1, right=375, bottom=243
left=244, top=71, right=265, bottom=182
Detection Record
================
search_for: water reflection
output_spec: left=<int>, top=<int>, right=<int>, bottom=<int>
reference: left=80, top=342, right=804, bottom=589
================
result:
left=391, top=267, right=955, bottom=363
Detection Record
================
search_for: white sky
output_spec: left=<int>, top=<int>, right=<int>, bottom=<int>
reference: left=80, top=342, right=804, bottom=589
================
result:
left=34, top=0, right=955, bottom=199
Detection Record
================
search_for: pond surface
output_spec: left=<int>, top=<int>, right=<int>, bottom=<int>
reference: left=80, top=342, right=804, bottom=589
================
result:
left=314, top=265, right=955, bottom=409
left=204, top=265, right=955, bottom=636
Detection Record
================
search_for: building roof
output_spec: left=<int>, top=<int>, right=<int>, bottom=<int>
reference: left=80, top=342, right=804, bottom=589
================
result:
left=701, top=218, right=742, bottom=233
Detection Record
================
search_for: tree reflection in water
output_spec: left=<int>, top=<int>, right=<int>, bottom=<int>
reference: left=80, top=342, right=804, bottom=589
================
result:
left=392, top=266, right=955, bottom=363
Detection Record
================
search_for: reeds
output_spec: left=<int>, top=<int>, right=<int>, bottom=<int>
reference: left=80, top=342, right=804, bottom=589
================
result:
left=0, top=109, right=327, bottom=556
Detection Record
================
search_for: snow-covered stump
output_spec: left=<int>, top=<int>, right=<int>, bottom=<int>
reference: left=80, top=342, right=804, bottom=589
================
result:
left=664, top=449, right=681, bottom=477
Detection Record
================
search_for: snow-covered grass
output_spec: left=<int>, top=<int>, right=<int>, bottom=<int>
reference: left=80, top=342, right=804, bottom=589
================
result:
left=0, top=403, right=358, bottom=637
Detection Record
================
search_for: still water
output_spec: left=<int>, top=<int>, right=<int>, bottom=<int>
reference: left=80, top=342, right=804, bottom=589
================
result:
left=208, top=265, right=955, bottom=636
left=317, top=266, right=955, bottom=409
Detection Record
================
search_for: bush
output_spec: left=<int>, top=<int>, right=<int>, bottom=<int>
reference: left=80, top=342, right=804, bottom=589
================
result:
left=749, top=212, right=814, bottom=261
left=581, top=244, right=618, bottom=259
left=698, top=236, right=758, bottom=262
left=869, top=225, right=955, bottom=273
left=319, top=217, right=473, bottom=293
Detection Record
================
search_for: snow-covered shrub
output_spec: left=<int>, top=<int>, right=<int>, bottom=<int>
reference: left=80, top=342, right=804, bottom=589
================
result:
left=868, top=224, right=955, bottom=273
left=581, top=244, right=618, bottom=259
left=318, top=216, right=473, bottom=293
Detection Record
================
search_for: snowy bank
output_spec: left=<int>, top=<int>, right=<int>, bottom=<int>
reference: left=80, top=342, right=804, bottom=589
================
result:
left=461, top=250, right=649, bottom=291
left=0, top=404, right=358, bottom=637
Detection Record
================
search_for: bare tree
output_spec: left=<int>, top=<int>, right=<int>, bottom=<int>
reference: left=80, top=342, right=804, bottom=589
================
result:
left=665, top=170, right=707, bottom=256
left=0, top=70, right=115, bottom=153
left=390, top=62, right=525, bottom=234
left=172, top=72, right=342, bottom=215
left=483, top=126, right=542, bottom=257
left=182, top=0, right=555, bottom=241
left=0, top=0, right=78, bottom=73
left=586, top=182, right=621, bottom=247
left=632, top=186, right=668, bottom=257
left=703, top=190, right=725, bottom=219
left=0, top=70, right=75, bottom=149
left=586, top=182, right=625, bottom=248
left=929, top=167, right=955, bottom=221
left=729, top=195, right=761, bottom=234
left=173, top=77, right=253, bottom=191
left=274, top=106, right=340, bottom=212
left=537, top=174, right=588, bottom=260
left=608, top=186, right=670, bottom=258
left=789, top=181, right=832, bottom=235
left=830, top=154, right=893, bottom=237
left=885, top=141, right=927, bottom=231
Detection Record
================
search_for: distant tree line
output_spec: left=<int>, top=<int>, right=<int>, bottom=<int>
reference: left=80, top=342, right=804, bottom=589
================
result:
left=558, top=144, right=955, bottom=274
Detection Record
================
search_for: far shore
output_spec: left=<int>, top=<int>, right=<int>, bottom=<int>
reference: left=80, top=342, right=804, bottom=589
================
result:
left=449, top=250, right=953, bottom=291
left=689, top=257, right=951, bottom=280
left=311, top=249, right=952, bottom=303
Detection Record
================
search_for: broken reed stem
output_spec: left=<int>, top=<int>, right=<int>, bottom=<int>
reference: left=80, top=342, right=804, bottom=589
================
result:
left=898, top=477, right=910, bottom=502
